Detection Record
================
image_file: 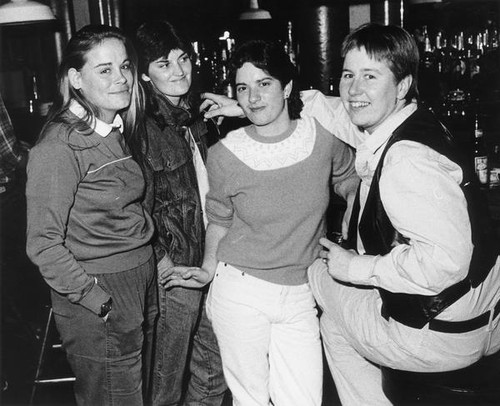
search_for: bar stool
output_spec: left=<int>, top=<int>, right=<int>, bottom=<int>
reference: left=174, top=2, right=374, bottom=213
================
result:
left=381, top=349, right=500, bottom=405
left=29, top=307, right=75, bottom=405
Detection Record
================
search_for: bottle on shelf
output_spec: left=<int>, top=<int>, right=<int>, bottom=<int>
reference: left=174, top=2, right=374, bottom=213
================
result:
left=489, top=144, right=500, bottom=189
left=473, top=113, right=489, bottom=188
left=28, top=73, right=39, bottom=115
left=484, top=19, right=499, bottom=53
left=284, top=20, right=297, bottom=66
left=439, top=88, right=470, bottom=139
left=434, top=30, right=445, bottom=74
left=421, top=30, right=436, bottom=69
left=328, top=77, right=336, bottom=96
left=449, top=31, right=469, bottom=91
left=216, top=31, right=235, bottom=98
left=419, top=28, right=440, bottom=108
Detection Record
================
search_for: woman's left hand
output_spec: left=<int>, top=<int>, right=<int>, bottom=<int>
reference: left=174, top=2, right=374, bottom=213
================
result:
left=159, top=266, right=213, bottom=289
left=318, top=237, right=357, bottom=283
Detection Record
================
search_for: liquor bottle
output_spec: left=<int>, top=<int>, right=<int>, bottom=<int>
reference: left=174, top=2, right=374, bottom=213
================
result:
left=484, top=19, right=499, bottom=52
left=328, top=77, right=336, bottom=96
left=28, top=73, right=40, bottom=115
left=489, top=145, right=500, bottom=189
left=449, top=32, right=468, bottom=91
left=214, top=32, right=235, bottom=98
left=468, top=34, right=484, bottom=100
left=421, top=31, right=436, bottom=70
left=434, top=30, right=445, bottom=74
left=419, top=30, right=440, bottom=108
left=473, top=114, right=489, bottom=187
left=284, top=21, right=297, bottom=66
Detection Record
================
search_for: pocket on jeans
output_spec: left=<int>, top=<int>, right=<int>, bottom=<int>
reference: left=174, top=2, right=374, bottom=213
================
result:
left=206, top=262, right=221, bottom=321
left=50, top=289, right=75, bottom=318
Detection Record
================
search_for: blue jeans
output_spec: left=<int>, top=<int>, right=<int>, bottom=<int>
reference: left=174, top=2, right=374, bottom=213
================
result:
left=51, top=255, right=158, bottom=406
left=152, top=286, right=226, bottom=406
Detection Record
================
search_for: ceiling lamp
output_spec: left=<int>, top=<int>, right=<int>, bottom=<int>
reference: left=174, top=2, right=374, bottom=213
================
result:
left=239, top=0, right=271, bottom=20
left=0, top=0, right=56, bottom=25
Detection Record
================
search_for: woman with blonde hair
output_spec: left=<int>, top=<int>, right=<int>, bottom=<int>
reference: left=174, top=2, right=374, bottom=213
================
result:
left=26, top=24, right=157, bottom=405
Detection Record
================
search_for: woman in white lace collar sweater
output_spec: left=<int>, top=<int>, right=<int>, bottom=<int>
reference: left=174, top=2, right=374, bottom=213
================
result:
left=163, top=39, right=358, bottom=406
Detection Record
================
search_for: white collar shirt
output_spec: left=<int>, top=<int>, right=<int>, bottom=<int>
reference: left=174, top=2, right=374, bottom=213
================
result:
left=69, top=100, right=124, bottom=137
left=348, top=104, right=475, bottom=305
left=302, top=91, right=500, bottom=321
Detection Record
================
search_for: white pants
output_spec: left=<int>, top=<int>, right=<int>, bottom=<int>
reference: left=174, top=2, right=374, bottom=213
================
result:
left=308, top=258, right=500, bottom=406
left=206, top=262, right=323, bottom=406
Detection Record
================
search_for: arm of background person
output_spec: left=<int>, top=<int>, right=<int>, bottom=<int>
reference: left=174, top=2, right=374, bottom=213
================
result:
left=0, top=93, right=29, bottom=180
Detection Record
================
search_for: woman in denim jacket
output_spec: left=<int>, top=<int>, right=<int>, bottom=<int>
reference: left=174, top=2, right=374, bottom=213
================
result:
left=131, top=20, right=226, bottom=406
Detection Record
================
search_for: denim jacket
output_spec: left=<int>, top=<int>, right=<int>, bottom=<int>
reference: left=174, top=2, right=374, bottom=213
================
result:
left=142, top=94, right=208, bottom=267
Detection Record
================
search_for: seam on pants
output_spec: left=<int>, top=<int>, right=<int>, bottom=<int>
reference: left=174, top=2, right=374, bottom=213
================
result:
left=105, top=319, right=113, bottom=406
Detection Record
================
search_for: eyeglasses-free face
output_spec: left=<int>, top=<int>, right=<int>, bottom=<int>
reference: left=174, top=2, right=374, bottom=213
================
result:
left=142, top=48, right=193, bottom=106
left=69, top=38, right=133, bottom=124
left=235, top=62, right=292, bottom=137
left=339, top=46, right=410, bottom=135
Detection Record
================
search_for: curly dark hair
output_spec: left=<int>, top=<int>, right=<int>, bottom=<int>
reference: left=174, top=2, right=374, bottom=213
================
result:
left=229, top=40, right=303, bottom=120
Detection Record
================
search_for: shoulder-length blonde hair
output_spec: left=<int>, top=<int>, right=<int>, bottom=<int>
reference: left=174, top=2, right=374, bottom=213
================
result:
left=42, top=24, right=143, bottom=142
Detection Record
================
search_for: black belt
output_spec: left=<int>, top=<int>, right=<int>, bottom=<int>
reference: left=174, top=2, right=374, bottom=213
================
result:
left=428, top=299, right=500, bottom=334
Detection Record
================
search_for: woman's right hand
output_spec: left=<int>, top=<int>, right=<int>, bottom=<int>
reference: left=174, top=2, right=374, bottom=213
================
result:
left=160, top=266, right=214, bottom=289
left=200, top=92, right=245, bottom=124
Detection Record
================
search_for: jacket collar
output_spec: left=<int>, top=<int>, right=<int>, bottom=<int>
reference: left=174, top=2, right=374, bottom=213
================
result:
left=153, top=90, right=193, bottom=128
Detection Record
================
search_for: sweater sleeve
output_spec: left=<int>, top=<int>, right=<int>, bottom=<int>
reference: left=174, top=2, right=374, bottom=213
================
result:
left=331, top=135, right=357, bottom=188
left=205, top=144, right=233, bottom=228
left=26, top=133, right=109, bottom=314
left=314, top=121, right=358, bottom=193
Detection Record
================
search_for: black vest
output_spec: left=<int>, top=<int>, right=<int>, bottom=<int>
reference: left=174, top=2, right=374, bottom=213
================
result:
left=346, top=108, right=498, bottom=329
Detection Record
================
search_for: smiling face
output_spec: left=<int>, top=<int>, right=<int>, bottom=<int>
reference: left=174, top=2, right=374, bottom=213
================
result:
left=142, top=48, right=192, bottom=106
left=235, top=62, right=292, bottom=137
left=68, top=38, right=133, bottom=124
left=339, top=47, right=410, bottom=134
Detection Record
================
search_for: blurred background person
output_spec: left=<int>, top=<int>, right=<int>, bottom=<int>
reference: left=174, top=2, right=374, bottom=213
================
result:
left=0, top=91, right=42, bottom=399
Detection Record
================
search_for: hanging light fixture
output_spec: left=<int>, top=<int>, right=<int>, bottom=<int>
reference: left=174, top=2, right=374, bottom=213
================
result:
left=239, top=0, right=271, bottom=21
left=0, top=0, right=56, bottom=25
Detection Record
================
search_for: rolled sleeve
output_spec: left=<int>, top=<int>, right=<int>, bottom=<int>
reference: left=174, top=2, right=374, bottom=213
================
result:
left=78, top=282, right=112, bottom=315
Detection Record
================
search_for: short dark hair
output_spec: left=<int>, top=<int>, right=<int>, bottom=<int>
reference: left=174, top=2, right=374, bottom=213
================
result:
left=135, top=20, right=199, bottom=128
left=341, top=23, right=419, bottom=103
left=229, top=40, right=303, bottom=120
left=135, top=20, right=194, bottom=77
